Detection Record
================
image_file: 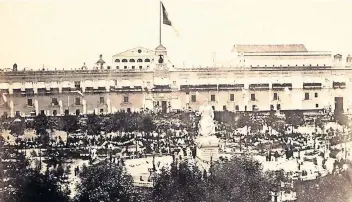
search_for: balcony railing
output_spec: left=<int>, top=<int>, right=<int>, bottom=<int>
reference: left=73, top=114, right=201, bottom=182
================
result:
left=218, top=84, right=244, bottom=91
left=272, top=83, right=293, bottom=90
left=303, top=83, right=322, bottom=90
left=180, top=84, right=217, bottom=91
left=333, top=82, right=346, bottom=89
left=249, top=83, right=270, bottom=91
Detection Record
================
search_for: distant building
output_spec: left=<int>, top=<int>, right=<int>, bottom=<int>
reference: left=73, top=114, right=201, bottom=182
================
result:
left=0, top=44, right=351, bottom=117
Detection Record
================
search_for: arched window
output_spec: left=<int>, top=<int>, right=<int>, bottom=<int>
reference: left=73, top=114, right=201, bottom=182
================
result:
left=129, top=59, right=135, bottom=62
left=137, top=59, right=143, bottom=63
left=115, top=59, right=120, bottom=62
left=145, top=58, right=150, bottom=62
left=122, top=59, right=128, bottom=62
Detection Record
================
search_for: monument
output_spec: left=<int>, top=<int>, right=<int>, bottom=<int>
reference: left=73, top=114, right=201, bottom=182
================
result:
left=195, top=99, right=220, bottom=163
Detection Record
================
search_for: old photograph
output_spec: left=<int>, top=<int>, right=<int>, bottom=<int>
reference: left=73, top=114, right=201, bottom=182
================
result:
left=1, top=0, right=352, bottom=201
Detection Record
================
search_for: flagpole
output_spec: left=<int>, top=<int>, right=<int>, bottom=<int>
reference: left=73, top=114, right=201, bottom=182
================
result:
left=159, top=0, right=162, bottom=45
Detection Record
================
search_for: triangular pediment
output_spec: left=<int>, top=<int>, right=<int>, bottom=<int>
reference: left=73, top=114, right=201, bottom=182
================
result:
left=113, top=47, right=154, bottom=57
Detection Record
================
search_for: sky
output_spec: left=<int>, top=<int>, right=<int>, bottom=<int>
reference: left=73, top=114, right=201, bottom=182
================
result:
left=0, top=0, right=352, bottom=70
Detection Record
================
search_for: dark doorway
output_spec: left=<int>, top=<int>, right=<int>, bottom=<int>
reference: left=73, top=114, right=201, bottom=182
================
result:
left=334, top=97, right=344, bottom=116
left=76, top=109, right=80, bottom=116
left=162, top=101, right=167, bottom=113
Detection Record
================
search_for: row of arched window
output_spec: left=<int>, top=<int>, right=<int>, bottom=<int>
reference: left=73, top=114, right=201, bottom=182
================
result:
left=115, top=58, right=151, bottom=63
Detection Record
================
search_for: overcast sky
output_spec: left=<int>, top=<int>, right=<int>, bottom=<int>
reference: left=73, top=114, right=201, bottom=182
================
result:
left=1, top=0, right=352, bottom=70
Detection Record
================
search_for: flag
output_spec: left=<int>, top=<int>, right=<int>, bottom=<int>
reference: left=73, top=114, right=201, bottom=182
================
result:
left=161, top=2, right=179, bottom=36
left=161, top=2, right=172, bottom=26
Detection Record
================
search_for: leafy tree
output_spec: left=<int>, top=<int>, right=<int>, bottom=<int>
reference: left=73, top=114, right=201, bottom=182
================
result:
left=75, top=160, right=136, bottom=202
left=34, top=113, right=50, bottom=147
left=9, top=118, right=25, bottom=137
left=285, top=111, right=304, bottom=134
left=61, top=115, right=79, bottom=134
left=4, top=168, right=70, bottom=202
left=295, top=172, right=352, bottom=202
left=207, top=156, right=273, bottom=202
left=152, top=160, right=207, bottom=202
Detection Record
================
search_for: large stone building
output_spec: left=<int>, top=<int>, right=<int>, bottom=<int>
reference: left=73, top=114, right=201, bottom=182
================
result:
left=0, top=44, right=352, bottom=117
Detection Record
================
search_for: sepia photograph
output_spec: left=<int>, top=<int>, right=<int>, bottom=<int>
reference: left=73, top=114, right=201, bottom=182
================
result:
left=1, top=0, right=352, bottom=201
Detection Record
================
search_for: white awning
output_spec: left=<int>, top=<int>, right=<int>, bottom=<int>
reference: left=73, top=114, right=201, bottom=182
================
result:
left=36, top=82, right=46, bottom=89
left=121, top=80, right=131, bottom=87
left=0, top=83, right=9, bottom=89
left=61, top=81, right=72, bottom=88
left=97, top=80, right=106, bottom=87
left=85, top=80, right=94, bottom=87
left=12, top=82, right=22, bottom=89
left=107, top=80, right=115, bottom=87
left=49, top=82, right=59, bottom=88
left=24, top=82, right=33, bottom=89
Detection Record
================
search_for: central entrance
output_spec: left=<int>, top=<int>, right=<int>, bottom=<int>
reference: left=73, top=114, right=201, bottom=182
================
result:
left=161, top=101, right=167, bottom=113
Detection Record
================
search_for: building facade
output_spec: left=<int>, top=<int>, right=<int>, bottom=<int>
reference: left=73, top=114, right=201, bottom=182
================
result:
left=1, top=44, right=352, bottom=117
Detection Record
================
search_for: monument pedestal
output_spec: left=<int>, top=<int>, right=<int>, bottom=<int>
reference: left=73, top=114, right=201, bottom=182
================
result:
left=196, top=135, right=220, bottom=163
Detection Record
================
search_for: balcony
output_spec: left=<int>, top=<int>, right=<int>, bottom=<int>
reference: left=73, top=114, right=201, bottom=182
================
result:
left=303, top=83, right=322, bottom=90
left=151, top=85, right=171, bottom=92
left=249, top=83, right=270, bottom=91
left=333, top=82, right=346, bottom=89
left=218, top=84, right=244, bottom=91
left=110, top=86, right=143, bottom=92
left=272, top=83, right=293, bottom=91
left=180, top=84, right=217, bottom=91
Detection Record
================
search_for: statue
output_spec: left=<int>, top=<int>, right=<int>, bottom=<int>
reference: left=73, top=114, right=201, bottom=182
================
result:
left=197, top=99, right=215, bottom=137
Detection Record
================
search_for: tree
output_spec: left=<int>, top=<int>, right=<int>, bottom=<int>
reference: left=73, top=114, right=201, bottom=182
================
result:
left=152, top=160, right=207, bottom=202
left=206, top=156, right=273, bottom=202
left=75, top=160, right=136, bottom=202
left=295, top=172, right=352, bottom=202
left=34, top=113, right=50, bottom=147
left=5, top=169, right=70, bottom=202
left=285, top=111, right=304, bottom=134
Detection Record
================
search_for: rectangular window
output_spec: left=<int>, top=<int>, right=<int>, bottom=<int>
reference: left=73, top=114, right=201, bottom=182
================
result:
left=114, top=80, right=118, bottom=86
left=235, top=105, right=239, bottom=111
left=53, top=110, right=57, bottom=116
left=223, top=105, right=227, bottom=111
left=245, top=105, right=247, bottom=111
left=74, top=81, right=81, bottom=90
left=100, top=97, right=104, bottom=104
left=273, top=93, right=278, bottom=100
left=100, top=108, right=104, bottom=113
left=252, top=105, right=257, bottom=111
left=211, top=94, right=215, bottom=102
left=132, top=66, right=135, bottom=69
left=270, top=104, right=274, bottom=110
left=277, top=104, right=281, bottom=110
left=212, top=106, right=215, bottom=110
left=124, top=96, right=129, bottom=103
left=27, top=99, right=33, bottom=106
left=250, top=93, right=256, bottom=101
left=52, top=98, right=58, bottom=106
left=316, top=104, right=319, bottom=108
left=75, top=97, right=80, bottom=105
left=127, top=108, right=131, bottom=113
left=230, top=94, right=234, bottom=101
left=15, top=111, right=20, bottom=117
left=315, top=92, right=318, bottom=98
left=76, top=109, right=80, bottom=116
left=305, top=92, right=309, bottom=100
left=64, top=110, right=69, bottom=116
left=40, top=110, right=45, bottom=115
left=191, top=95, right=197, bottom=103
